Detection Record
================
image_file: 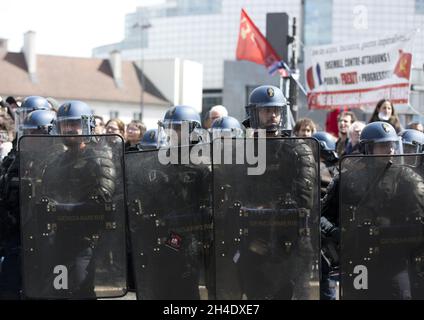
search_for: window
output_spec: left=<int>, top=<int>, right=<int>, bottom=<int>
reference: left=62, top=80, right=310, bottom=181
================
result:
left=133, top=112, right=143, bottom=121
left=109, top=111, right=119, bottom=119
left=202, top=89, right=223, bottom=120
left=166, top=0, right=222, bottom=17
left=303, top=0, right=333, bottom=46
left=416, top=0, right=424, bottom=14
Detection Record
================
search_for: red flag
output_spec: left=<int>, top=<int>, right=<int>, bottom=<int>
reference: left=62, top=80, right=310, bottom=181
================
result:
left=236, top=9, right=288, bottom=77
left=393, top=49, right=412, bottom=80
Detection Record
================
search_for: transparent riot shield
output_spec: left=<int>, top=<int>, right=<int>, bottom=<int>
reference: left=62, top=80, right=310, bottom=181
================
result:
left=340, top=154, right=424, bottom=300
left=213, top=137, right=320, bottom=300
left=19, top=135, right=127, bottom=299
left=125, top=144, right=214, bottom=300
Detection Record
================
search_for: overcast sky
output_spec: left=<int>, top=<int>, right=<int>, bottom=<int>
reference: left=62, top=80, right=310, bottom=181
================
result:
left=0, top=0, right=165, bottom=57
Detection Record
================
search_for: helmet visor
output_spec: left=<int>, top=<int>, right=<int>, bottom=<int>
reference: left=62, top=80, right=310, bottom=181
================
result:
left=22, top=125, right=51, bottom=136
left=403, top=142, right=421, bottom=154
left=248, top=105, right=292, bottom=134
left=56, top=116, right=92, bottom=135
left=365, top=140, right=403, bottom=155
left=158, top=120, right=200, bottom=146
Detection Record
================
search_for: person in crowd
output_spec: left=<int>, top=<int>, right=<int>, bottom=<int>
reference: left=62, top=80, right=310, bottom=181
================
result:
left=344, top=121, right=366, bottom=155
left=406, top=121, right=424, bottom=133
left=336, top=111, right=357, bottom=157
left=105, top=118, right=125, bottom=138
left=93, top=115, right=106, bottom=135
left=0, top=123, right=13, bottom=161
left=125, top=120, right=146, bottom=152
left=368, top=99, right=402, bottom=133
left=293, top=118, right=317, bottom=138
left=203, top=105, right=228, bottom=129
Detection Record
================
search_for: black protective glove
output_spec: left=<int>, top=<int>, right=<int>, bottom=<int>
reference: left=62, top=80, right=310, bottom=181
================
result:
left=321, top=216, right=340, bottom=268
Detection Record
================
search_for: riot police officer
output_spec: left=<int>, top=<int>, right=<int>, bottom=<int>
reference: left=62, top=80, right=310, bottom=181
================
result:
left=15, top=96, right=52, bottom=141
left=399, top=129, right=424, bottom=167
left=323, top=121, right=424, bottom=299
left=158, top=105, right=205, bottom=147
left=22, top=101, right=122, bottom=299
left=0, top=103, right=55, bottom=299
left=231, top=85, right=318, bottom=299
left=0, top=96, right=52, bottom=177
left=127, top=105, right=213, bottom=299
left=244, top=85, right=293, bottom=137
left=140, top=129, right=158, bottom=150
left=210, top=116, right=244, bottom=139
left=312, top=131, right=338, bottom=198
left=0, top=96, right=52, bottom=200
left=399, top=129, right=424, bottom=154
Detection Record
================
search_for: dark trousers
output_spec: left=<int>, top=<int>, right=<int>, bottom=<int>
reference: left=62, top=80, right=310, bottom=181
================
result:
left=0, top=236, right=22, bottom=299
left=320, top=256, right=337, bottom=300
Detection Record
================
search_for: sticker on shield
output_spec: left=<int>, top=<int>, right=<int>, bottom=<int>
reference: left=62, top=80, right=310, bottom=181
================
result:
left=165, top=232, right=183, bottom=251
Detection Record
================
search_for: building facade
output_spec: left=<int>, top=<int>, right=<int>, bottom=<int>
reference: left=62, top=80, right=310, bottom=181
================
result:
left=0, top=32, right=170, bottom=130
left=93, top=0, right=424, bottom=124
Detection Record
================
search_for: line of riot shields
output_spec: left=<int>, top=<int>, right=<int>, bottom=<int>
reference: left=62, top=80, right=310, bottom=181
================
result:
left=16, top=134, right=424, bottom=299
left=125, top=136, right=321, bottom=300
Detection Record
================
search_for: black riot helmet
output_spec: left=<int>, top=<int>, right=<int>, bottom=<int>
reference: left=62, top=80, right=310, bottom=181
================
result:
left=399, top=129, right=424, bottom=154
left=158, top=105, right=202, bottom=146
left=16, top=96, right=51, bottom=139
left=211, top=116, right=244, bottom=138
left=22, top=109, right=56, bottom=135
left=55, top=101, right=94, bottom=135
left=360, top=121, right=403, bottom=155
left=312, top=131, right=338, bottom=162
left=140, top=128, right=158, bottom=150
left=245, top=85, right=292, bottom=136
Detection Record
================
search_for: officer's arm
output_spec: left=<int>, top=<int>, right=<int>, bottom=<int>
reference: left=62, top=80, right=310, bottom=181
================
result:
left=89, top=147, right=117, bottom=203
left=292, top=143, right=317, bottom=209
left=321, top=174, right=340, bottom=240
left=322, top=174, right=339, bottom=224
left=402, top=167, right=424, bottom=217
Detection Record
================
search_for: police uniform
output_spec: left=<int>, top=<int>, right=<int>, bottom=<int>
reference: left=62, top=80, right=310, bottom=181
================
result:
left=127, top=105, right=213, bottom=300
left=234, top=85, right=318, bottom=300
left=340, top=157, right=424, bottom=299
left=30, top=139, right=117, bottom=298
left=232, top=138, right=317, bottom=300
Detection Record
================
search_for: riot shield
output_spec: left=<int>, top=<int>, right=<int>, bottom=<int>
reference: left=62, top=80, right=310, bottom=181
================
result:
left=340, top=154, right=424, bottom=299
left=213, top=137, right=320, bottom=300
left=125, top=144, right=214, bottom=300
left=19, top=135, right=127, bottom=299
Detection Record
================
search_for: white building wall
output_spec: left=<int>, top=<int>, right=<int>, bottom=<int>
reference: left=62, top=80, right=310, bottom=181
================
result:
left=140, top=58, right=203, bottom=113
left=142, top=104, right=170, bottom=130
left=70, top=100, right=169, bottom=130
left=142, top=59, right=180, bottom=105
left=179, top=59, right=203, bottom=112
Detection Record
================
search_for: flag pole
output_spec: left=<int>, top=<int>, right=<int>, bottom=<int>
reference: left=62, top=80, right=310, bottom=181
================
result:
left=288, top=17, right=298, bottom=122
